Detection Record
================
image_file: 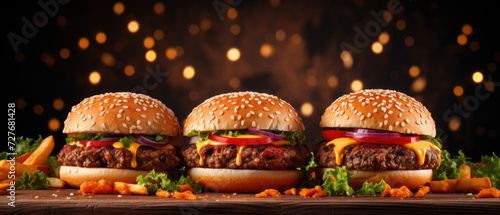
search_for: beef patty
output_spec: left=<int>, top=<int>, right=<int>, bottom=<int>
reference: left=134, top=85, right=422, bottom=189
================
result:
left=181, top=144, right=311, bottom=170
left=57, top=144, right=180, bottom=171
left=314, top=140, right=440, bottom=171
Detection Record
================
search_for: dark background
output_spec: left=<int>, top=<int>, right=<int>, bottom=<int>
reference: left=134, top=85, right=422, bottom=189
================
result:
left=3, top=0, right=499, bottom=161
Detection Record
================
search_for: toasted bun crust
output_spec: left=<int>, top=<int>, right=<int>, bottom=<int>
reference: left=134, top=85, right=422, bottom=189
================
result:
left=320, top=89, right=436, bottom=137
left=183, top=92, right=304, bottom=136
left=316, top=168, right=432, bottom=190
left=59, top=166, right=166, bottom=188
left=186, top=167, right=304, bottom=192
left=63, top=92, right=181, bottom=137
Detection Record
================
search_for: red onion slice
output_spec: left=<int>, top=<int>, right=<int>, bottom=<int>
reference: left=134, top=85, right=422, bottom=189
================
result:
left=247, top=128, right=286, bottom=140
left=188, top=135, right=201, bottom=144
left=133, top=134, right=169, bottom=147
left=349, top=128, right=401, bottom=138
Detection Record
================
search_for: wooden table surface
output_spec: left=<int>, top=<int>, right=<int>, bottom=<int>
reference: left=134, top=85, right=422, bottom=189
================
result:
left=1, top=189, right=499, bottom=214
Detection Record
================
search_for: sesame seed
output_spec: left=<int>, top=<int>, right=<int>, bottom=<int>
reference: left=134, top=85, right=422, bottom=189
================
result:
left=263, top=107, right=269, bottom=111
left=117, top=114, right=122, bottom=118
left=389, top=125, right=393, bottom=131
left=237, top=115, right=242, bottom=120
left=269, top=114, right=275, bottom=119
left=126, top=116, right=131, bottom=121
left=384, top=120, right=388, bottom=126
left=275, top=111, right=281, bottom=115
left=344, top=116, right=349, bottom=119
left=220, top=111, right=224, bottom=116
left=241, top=120, right=245, bottom=126
left=367, top=113, right=372, bottom=118
left=258, top=113, right=263, bottom=117
left=252, top=121, right=256, bottom=127
left=401, top=122, right=406, bottom=127
left=136, top=108, right=141, bottom=112
left=373, top=109, right=378, bottom=113
left=405, top=119, right=410, bottom=123
left=360, top=115, right=365, bottom=120
left=379, top=122, right=383, bottom=127
left=384, top=114, right=388, bottom=119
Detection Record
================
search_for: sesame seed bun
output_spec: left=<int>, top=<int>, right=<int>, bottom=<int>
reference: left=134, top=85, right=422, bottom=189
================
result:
left=63, top=92, right=181, bottom=137
left=186, top=167, right=304, bottom=192
left=182, top=91, right=305, bottom=136
left=320, top=89, right=436, bottom=137
left=315, top=168, right=432, bottom=190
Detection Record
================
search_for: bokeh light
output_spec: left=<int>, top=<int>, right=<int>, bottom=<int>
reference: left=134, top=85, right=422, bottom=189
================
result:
left=472, top=71, right=483, bottom=83
left=124, top=65, right=135, bottom=76
left=453, top=86, right=464, bottom=96
left=449, top=118, right=461, bottom=131
left=227, top=8, right=238, bottom=19
left=154, top=2, right=165, bottom=14
left=405, top=36, right=415, bottom=47
left=33, top=104, right=44, bottom=115
left=127, top=20, right=139, bottom=33
left=145, top=50, right=157, bottom=62
left=300, top=102, right=313, bottom=117
left=378, top=32, right=390, bottom=44
left=229, top=77, right=240, bottom=88
left=371, top=42, right=383, bottom=54
left=143, top=37, right=155, bottom=49
left=166, top=47, right=177, bottom=60
left=113, top=2, right=125, bottom=15
left=78, top=37, right=89, bottom=50
left=409, top=65, right=420, bottom=78
left=275, top=30, right=286, bottom=41
left=48, top=118, right=61, bottom=131
left=59, top=48, right=70, bottom=59
left=411, top=77, right=427, bottom=92
left=396, top=20, right=406, bottom=30
left=53, top=98, right=64, bottom=110
left=462, top=24, right=473, bottom=35
left=457, top=34, right=467, bottom=45
left=95, top=32, right=107, bottom=44
left=183, top=66, right=195, bottom=80
left=327, top=76, right=338, bottom=88
left=260, top=43, right=274, bottom=58
left=227, top=48, right=241, bottom=61
left=89, top=71, right=101, bottom=85
left=351, top=80, right=363, bottom=91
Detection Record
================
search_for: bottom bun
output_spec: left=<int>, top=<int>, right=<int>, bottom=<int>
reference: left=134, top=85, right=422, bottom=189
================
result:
left=186, top=168, right=304, bottom=193
left=59, top=166, right=161, bottom=188
left=316, top=167, right=432, bottom=190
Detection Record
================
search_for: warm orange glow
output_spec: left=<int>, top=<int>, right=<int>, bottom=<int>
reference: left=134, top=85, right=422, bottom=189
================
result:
left=143, top=37, right=155, bottom=49
left=411, top=77, right=427, bottom=93
left=275, top=30, right=286, bottom=41
left=53, top=98, right=64, bottom=110
left=48, top=118, right=61, bottom=131
left=183, top=66, right=195, bottom=80
left=351, top=80, right=363, bottom=91
left=113, top=2, right=125, bottom=15
left=101, top=52, right=115, bottom=66
left=33, top=104, right=44, bottom=115
left=405, top=36, right=414, bottom=47
left=409, top=65, right=420, bottom=78
left=470, top=41, right=480, bottom=51
left=128, top=20, right=139, bottom=33
left=327, top=76, right=338, bottom=88
left=95, top=32, right=107, bottom=44
left=340, top=51, right=353, bottom=69
left=291, top=34, right=302, bottom=44
left=485, top=81, right=495, bottom=91
left=189, top=24, right=199, bottom=35
left=78, top=37, right=89, bottom=50
left=300, top=102, right=313, bottom=117
left=378, top=32, right=390, bottom=44
left=229, top=77, right=240, bottom=88
left=145, top=50, right=157, bottom=62
left=227, top=8, right=238, bottom=19
left=189, top=90, right=199, bottom=101
left=16, top=99, right=26, bottom=110
left=371, top=42, right=383, bottom=54
left=449, top=118, right=460, bottom=131
left=89, top=71, right=101, bottom=85
left=166, top=47, right=177, bottom=60
left=41, top=53, right=55, bottom=66
left=227, top=48, right=241, bottom=61
left=59, top=48, right=70, bottom=59
left=472, top=71, right=483, bottom=83
left=453, top=86, right=464, bottom=96
left=154, top=30, right=164, bottom=40
left=396, top=20, right=406, bottom=30
left=462, top=24, right=473, bottom=35
left=200, top=19, right=212, bottom=31
left=260, top=43, right=273, bottom=58
left=457, top=34, right=467, bottom=45
left=230, top=24, right=241, bottom=35
left=124, top=65, right=135, bottom=76
left=154, top=2, right=165, bottom=14
left=382, top=11, right=393, bottom=22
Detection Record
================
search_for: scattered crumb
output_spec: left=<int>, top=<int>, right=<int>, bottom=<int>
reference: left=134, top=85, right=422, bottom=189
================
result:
left=232, top=193, right=237, bottom=196
left=66, top=197, right=71, bottom=200
left=216, top=199, right=219, bottom=201
left=56, top=190, right=60, bottom=193
left=467, top=193, right=473, bottom=195
left=117, top=195, right=122, bottom=198
left=70, top=193, right=74, bottom=196
left=35, top=196, right=39, bottom=199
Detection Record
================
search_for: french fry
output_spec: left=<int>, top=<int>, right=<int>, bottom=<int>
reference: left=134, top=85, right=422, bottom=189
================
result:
left=14, top=153, right=32, bottom=163
left=459, top=165, right=471, bottom=179
left=428, top=179, right=459, bottom=193
left=23, top=135, right=55, bottom=166
left=47, top=177, right=65, bottom=189
left=428, top=178, right=491, bottom=193
left=114, top=182, right=148, bottom=195
left=454, top=177, right=491, bottom=192
left=0, top=177, right=17, bottom=184
left=0, top=161, right=51, bottom=176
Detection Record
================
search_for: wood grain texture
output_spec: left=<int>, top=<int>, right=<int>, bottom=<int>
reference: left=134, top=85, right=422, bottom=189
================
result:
left=1, top=189, right=499, bottom=215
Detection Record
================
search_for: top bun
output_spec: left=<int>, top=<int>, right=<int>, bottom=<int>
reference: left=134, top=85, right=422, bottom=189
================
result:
left=63, top=92, right=181, bottom=137
left=183, top=91, right=305, bottom=136
left=320, top=89, right=436, bottom=137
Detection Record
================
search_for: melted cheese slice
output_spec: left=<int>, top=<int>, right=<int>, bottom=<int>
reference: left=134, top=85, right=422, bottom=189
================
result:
left=194, top=134, right=292, bottom=167
left=325, top=138, right=441, bottom=166
left=69, top=141, right=174, bottom=168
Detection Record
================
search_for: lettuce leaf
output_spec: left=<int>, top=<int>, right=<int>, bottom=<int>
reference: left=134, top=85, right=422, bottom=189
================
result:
left=137, top=169, right=202, bottom=194
left=16, top=170, right=49, bottom=190
left=13, top=136, right=44, bottom=155
left=421, top=136, right=442, bottom=149
left=322, top=166, right=355, bottom=196
left=356, top=180, right=386, bottom=197
left=432, top=150, right=477, bottom=180
left=475, top=153, right=500, bottom=189
left=186, top=130, right=211, bottom=141
left=299, top=152, right=321, bottom=188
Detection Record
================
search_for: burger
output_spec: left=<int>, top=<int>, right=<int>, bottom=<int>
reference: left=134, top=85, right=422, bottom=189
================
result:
left=181, top=92, right=311, bottom=192
left=315, top=89, right=441, bottom=190
left=57, top=92, right=182, bottom=188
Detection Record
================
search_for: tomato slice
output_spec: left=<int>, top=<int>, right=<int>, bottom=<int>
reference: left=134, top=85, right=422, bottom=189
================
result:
left=208, top=135, right=273, bottom=145
left=352, top=136, right=420, bottom=144
left=322, top=130, right=347, bottom=140
left=81, top=140, right=115, bottom=147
